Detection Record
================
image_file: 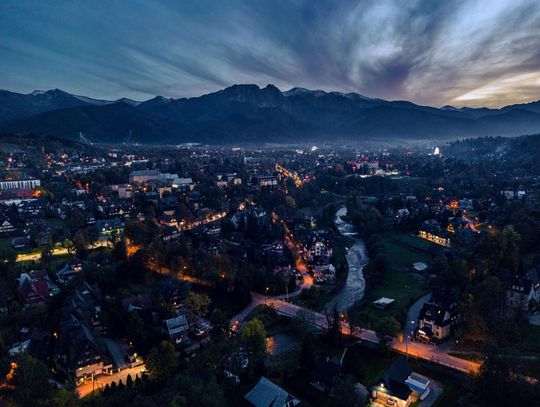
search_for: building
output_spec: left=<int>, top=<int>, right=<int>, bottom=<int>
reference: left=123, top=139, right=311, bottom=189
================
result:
left=244, top=376, right=300, bottom=407
left=164, top=314, right=190, bottom=344
left=0, top=214, right=17, bottom=234
left=95, top=218, right=124, bottom=240
left=55, top=282, right=115, bottom=383
left=162, top=225, right=180, bottom=241
left=418, top=220, right=451, bottom=247
left=506, top=269, right=540, bottom=312
left=416, top=290, right=459, bottom=342
left=171, top=177, right=195, bottom=191
left=110, top=184, right=133, bottom=199
left=216, top=173, right=242, bottom=188
left=0, top=178, right=41, bottom=190
left=251, top=175, right=278, bottom=188
left=411, top=262, right=428, bottom=273
left=371, top=357, right=431, bottom=407
left=301, top=229, right=334, bottom=261
left=56, top=259, right=83, bottom=285
left=11, top=237, right=30, bottom=250
left=18, top=199, right=47, bottom=216
left=17, top=270, right=60, bottom=310
left=129, top=170, right=160, bottom=184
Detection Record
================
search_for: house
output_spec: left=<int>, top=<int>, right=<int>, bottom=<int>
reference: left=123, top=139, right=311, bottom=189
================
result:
left=56, top=259, right=83, bottom=285
left=160, top=196, right=178, bottom=214
left=313, top=263, right=336, bottom=283
left=244, top=376, right=300, bottom=407
left=0, top=214, right=17, bottom=234
left=302, top=229, right=334, bottom=261
left=371, top=357, right=415, bottom=407
left=186, top=191, right=202, bottom=210
left=396, top=208, right=410, bottom=218
left=7, top=328, right=49, bottom=360
left=57, top=322, right=113, bottom=383
left=55, top=282, right=114, bottom=382
left=500, top=190, right=515, bottom=199
left=159, top=279, right=188, bottom=308
left=65, top=282, right=105, bottom=333
left=164, top=314, right=190, bottom=344
left=416, top=290, right=459, bottom=342
left=203, top=224, right=221, bottom=238
left=95, top=218, right=124, bottom=240
left=18, top=199, right=46, bottom=216
left=506, top=269, right=540, bottom=312
left=11, top=236, right=30, bottom=249
left=17, top=270, right=60, bottom=310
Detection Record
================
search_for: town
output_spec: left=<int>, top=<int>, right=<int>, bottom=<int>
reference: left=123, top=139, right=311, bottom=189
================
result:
left=0, top=133, right=539, bottom=406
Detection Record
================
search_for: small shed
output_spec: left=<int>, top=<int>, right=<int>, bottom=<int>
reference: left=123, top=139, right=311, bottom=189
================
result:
left=372, top=297, right=395, bottom=310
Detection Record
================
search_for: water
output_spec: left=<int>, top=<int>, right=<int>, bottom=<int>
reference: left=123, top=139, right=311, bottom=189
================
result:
left=325, top=206, right=368, bottom=312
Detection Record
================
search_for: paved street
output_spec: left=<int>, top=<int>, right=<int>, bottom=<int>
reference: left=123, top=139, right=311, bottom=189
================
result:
left=232, top=293, right=480, bottom=374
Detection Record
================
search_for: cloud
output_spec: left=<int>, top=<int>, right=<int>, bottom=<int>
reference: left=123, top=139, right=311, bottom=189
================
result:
left=0, top=0, right=539, bottom=107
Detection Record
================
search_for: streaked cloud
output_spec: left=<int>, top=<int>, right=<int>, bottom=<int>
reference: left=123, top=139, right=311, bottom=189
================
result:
left=0, top=0, right=539, bottom=107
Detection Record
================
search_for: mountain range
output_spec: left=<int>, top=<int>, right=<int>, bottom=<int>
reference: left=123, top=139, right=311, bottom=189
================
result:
left=1, top=85, right=540, bottom=144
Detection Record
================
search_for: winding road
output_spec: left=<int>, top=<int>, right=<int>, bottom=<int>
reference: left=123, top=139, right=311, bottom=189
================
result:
left=230, top=206, right=480, bottom=375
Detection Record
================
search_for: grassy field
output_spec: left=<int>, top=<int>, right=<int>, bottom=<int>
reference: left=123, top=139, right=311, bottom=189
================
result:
left=380, top=232, right=433, bottom=271
left=350, top=232, right=432, bottom=327
left=351, top=270, right=428, bottom=327
left=345, top=344, right=396, bottom=385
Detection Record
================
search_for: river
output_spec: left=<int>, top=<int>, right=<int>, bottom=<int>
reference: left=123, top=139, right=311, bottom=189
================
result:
left=325, top=206, right=368, bottom=312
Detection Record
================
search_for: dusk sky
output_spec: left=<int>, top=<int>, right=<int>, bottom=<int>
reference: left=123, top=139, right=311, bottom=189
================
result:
left=1, top=0, right=540, bottom=107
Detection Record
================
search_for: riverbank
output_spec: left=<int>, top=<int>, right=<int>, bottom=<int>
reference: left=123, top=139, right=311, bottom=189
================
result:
left=324, top=206, right=368, bottom=312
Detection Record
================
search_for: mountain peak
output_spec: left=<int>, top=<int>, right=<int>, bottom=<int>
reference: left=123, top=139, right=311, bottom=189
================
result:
left=2, top=84, right=540, bottom=143
left=283, top=87, right=326, bottom=97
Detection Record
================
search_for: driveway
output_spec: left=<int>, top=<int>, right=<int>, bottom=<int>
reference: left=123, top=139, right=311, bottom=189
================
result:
left=404, top=293, right=431, bottom=339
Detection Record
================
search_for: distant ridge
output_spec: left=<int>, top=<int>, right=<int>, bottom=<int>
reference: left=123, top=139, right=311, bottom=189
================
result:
left=1, top=85, right=540, bottom=144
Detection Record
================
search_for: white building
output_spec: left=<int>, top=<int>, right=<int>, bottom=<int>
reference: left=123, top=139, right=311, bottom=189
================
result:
left=0, top=179, right=41, bottom=190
